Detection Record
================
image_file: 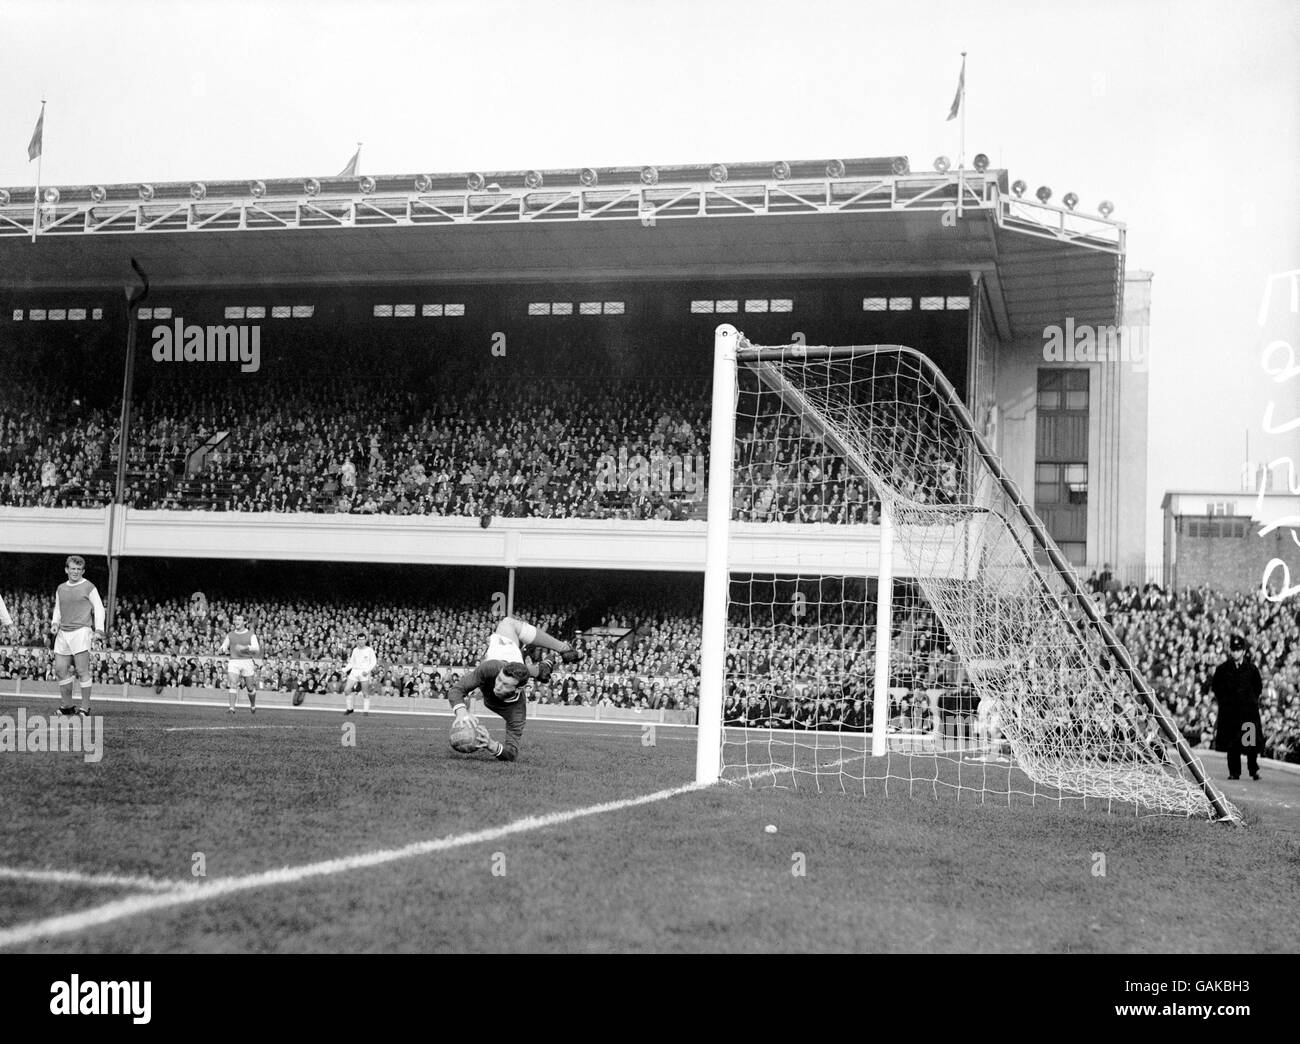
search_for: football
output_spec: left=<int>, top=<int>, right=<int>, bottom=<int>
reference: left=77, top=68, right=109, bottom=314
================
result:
left=449, top=718, right=479, bottom=754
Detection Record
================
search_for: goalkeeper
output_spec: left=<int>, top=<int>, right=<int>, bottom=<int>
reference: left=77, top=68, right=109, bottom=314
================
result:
left=447, top=617, right=581, bottom=761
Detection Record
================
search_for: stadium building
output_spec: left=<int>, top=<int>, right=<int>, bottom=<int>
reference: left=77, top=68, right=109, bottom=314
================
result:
left=1162, top=476, right=1300, bottom=595
left=0, top=156, right=1144, bottom=584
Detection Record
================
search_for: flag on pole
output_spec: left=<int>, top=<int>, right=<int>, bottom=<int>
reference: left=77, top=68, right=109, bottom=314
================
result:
left=946, top=56, right=965, bottom=121
left=336, top=145, right=361, bottom=178
left=28, top=102, right=45, bottom=161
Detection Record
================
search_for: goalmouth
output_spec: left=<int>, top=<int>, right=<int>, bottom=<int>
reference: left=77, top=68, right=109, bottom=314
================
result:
left=697, top=324, right=1238, bottom=824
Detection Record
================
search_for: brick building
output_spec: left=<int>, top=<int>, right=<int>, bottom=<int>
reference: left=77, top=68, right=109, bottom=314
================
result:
left=1162, top=485, right=1300, bottom=595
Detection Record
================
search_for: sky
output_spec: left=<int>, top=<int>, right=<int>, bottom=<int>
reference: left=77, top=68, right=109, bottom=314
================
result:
left=2, top=0, right=1298, bottom=564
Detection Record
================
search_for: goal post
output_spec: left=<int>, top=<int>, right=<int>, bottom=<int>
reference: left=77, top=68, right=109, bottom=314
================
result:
left=697, top=324, right=1239, bottom=824
left=696, top=324, right=739, bottom=786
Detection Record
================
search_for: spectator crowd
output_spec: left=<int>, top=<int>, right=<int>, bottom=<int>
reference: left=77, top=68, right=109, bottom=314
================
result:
left=0, top=362, right=981, bottom=523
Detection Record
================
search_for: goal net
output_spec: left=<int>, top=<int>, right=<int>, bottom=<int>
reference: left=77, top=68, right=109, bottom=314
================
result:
left=697, top=326, right=1238, bottom=823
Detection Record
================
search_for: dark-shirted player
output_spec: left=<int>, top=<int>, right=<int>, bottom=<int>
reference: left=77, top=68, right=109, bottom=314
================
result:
left=447, top=616, right=581, bottom=761
left=51, top=555, right=105, bottom=717
left=448, top=661, right=532, bottom=761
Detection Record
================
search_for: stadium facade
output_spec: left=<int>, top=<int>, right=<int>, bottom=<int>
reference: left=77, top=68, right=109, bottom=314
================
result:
left=0, top=157, right=1146, bottom=583
left=1162, top=483, right=1300, bottom=594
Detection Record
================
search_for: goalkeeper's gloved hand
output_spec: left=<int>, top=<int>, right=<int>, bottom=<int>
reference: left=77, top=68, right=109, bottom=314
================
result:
left=536, top=659, right=555, bottom=684
left=450, top=705, right=481, bottom=753
left=473, top=722, right=503, bottom=757
left=559, top=645, right=581, bottom=664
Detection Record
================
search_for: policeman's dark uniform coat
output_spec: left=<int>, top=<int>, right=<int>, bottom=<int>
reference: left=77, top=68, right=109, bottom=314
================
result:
left=1210, top=640, right=1264, bottom=779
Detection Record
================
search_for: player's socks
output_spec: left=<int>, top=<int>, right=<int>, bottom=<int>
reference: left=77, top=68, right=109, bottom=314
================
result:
left=249, top=693, right=256, bottom=714
left=79, top=681, right=92, bottom=715
left=228, top=688, right=237, bottom=712
left=362, top=697, right=370, bottom=715
left=345, top=692, right=354, bottom=713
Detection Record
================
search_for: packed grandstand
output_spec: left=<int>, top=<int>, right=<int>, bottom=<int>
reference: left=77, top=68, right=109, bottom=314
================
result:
left=0, top=332, right=968, bottom=521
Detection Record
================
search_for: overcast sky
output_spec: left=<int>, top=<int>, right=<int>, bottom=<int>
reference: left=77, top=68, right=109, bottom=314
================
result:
left=2, top=0, right=1298, bottom=563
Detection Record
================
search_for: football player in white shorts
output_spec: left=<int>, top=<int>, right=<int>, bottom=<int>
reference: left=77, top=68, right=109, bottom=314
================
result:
left=447, top=617, right=582, bottom=762
left=50, top=555, right=105, bottom=717
left=484, top=616, right=580, bottom=680
left=219, top=614, right=262, bottom=714
left=342, top=631, right=378, bottom=715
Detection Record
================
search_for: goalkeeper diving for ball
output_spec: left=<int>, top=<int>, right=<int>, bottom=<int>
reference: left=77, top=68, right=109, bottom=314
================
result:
left=447, top=616, right=581, bottom=761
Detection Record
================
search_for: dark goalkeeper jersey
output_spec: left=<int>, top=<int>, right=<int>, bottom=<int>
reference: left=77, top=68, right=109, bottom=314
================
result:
left=448, top=659, right=526, bottom=761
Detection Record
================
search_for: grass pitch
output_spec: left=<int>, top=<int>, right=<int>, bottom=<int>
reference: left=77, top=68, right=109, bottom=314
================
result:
left=0, top=693, right=1296, bottom=953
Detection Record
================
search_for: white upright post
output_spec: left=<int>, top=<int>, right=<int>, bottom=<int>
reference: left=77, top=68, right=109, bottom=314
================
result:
left=871, top=500, right=895, bottom=756
left=696, top=323, right=740, bottom=785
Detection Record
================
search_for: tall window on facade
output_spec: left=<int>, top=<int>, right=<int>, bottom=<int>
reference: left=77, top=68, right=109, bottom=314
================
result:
left=1035, top=369, right=1089, bottom=565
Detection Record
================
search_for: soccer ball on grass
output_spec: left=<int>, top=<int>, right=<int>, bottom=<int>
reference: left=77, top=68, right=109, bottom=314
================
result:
left=449, top=717, right=480, bottom=754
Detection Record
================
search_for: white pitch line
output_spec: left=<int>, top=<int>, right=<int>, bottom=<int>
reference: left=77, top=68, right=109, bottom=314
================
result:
left=152, top=724, right=695, bottom=743
left=162, top=725, right=305, bottom=733
left=0, top=867, right=186, bottom=894
left=0, top=780, right=706, bottom=950
left=0, top=689, right=701, bottom=729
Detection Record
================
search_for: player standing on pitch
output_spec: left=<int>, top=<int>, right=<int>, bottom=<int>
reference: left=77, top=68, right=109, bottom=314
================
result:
left=219, top=613, right=262, bottom=714
left=51, top=555, right=105, bottom=717
left=341, top=630, right=378, bottom=715
left=447, top=616, right=581, bottom=761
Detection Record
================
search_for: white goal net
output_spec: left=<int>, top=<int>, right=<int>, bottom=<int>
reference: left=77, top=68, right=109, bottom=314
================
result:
left=699, top=327, right=1238, bottom=823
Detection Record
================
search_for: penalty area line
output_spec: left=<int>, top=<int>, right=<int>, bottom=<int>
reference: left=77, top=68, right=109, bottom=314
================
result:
left=0, top=780, right=706, bottom=950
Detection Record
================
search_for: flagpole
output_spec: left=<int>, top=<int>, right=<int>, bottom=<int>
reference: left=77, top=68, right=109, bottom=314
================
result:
left=30, top=98, right=45, bottom=244
left=957, top=52, right=966, bottom=219
left=32, top=152, right=41, bottom=244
